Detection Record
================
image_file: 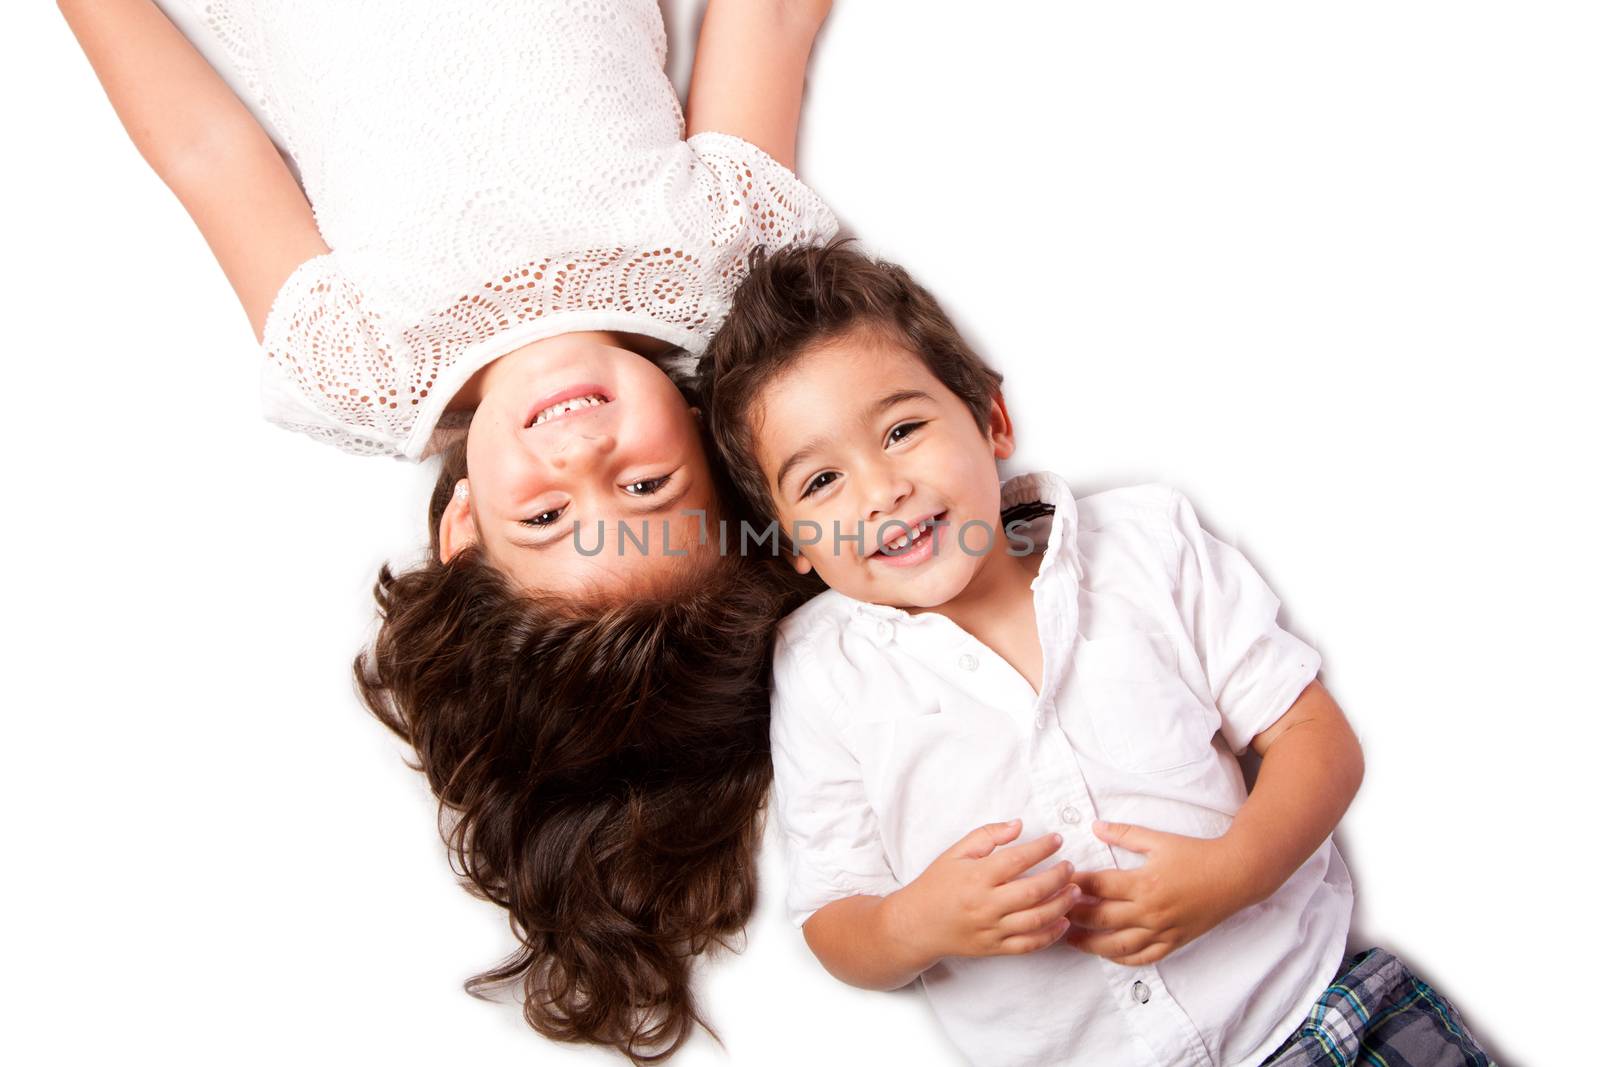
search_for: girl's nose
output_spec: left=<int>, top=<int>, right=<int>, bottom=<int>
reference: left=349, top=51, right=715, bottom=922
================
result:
left=545, top=432, right=617, bottom=470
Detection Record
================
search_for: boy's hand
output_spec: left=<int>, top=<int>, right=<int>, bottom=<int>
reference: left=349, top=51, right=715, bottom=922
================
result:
left=887, top=818, right=1080, bottom=964
left=1064, top=820, right=1256, bottom=966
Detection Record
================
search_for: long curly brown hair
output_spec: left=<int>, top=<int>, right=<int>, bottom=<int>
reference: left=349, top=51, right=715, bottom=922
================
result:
left=354, top=438, right=806, bottom=1062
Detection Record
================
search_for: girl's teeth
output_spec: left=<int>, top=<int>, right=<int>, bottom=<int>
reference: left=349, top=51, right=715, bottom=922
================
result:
left=532, top=394, right=606, bottom=425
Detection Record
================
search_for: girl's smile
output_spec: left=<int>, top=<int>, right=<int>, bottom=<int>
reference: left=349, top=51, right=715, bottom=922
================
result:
left=440, top=331, right=720, bottom=593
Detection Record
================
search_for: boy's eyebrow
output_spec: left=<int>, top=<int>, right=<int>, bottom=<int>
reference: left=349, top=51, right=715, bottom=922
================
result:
left=773, top=390, right=936, bottom=495
left=871, top=390, right=934, bottom=416
left=775, top=440, right=825, bottom=496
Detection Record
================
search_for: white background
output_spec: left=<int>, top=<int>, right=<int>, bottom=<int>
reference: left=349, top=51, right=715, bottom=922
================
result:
left=4, top=2, right=1594, bottom=1064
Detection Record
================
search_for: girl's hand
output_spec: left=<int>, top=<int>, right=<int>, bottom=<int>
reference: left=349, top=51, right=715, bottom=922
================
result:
left=59, top=0, right=326, bottom=338
left=886, top=819, right=1081, bottom=965
left=1064, top=821, right=1258, bottom=966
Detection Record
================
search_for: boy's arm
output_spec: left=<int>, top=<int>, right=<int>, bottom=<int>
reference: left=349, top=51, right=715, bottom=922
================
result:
left=1226, top=678, right=1363, bottom=902
left=1067, top=680, right=1362, bottom=965
left=60, top=0, right=327, bottom=339
left=804, top=894, right=931, bottom=992
left=804, top=820, right=1078, bottom=992
left=1067, top=489, right=1360, bottom=965
left=684, top=0, right=832, bottom=169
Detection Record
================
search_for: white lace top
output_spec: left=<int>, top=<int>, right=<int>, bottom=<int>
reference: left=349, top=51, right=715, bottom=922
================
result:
left=171, top=0, right=839, bottom=458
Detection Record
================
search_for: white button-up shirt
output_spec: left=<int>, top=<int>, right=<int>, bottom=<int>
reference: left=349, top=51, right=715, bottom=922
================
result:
left=769, top=473, right=1352, bottom=1067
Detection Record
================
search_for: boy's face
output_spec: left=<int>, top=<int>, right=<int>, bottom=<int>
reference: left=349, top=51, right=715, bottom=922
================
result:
left=751, top=329, right=1015, bottom=610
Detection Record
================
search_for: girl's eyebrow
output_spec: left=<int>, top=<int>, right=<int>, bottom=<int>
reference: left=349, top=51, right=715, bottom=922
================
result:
left=509, top=523, right=573, bottom=552
left=774, top=390, right=935, bottom=496
left=622, top=478, right=692, bottom=516
left=511, top=479, right=694, bottom=550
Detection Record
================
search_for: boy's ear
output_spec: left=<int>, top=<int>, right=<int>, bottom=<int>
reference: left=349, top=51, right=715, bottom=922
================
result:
left=438, top=479, right=478, bottom=563
left=986, top=391, right=1017, bottom=460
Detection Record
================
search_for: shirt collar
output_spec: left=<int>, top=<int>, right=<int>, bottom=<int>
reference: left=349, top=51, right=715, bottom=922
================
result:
left=849, top=470, right=1083, bottom=623
left=1001, top=470, right=1082, bottom=587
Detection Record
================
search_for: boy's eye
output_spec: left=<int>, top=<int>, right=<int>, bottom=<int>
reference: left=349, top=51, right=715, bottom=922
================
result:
left=520, top=506, right=565, bottom=528
left=886, top=421, right=926, bottom=445
left=623, top=474, right=673, bottom=496
left=801, top=471, right=840, bottom=499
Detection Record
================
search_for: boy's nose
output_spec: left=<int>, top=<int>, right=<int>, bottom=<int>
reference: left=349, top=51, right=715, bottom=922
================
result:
left=863, top=468, right=914, bottom=521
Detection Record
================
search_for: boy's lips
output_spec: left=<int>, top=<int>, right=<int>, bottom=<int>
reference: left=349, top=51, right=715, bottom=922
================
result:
left=868, top=511, right=948, bottom=567
left=524, top=383, right=612, bottom=428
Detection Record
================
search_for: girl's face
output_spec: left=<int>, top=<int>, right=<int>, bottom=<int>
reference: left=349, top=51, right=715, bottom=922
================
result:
left=751, top=330, right=1015, bottom=611
left=442, top=333, right=717, bottom=594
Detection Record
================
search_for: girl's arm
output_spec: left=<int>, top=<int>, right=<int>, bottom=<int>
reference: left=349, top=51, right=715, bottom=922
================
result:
left=684, top=0, right=833, bottom=169
left=60, top=0, right=327, bottom=339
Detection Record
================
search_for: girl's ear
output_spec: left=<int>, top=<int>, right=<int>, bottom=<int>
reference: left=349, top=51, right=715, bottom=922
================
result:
left=787, top=550, right=814, bottom=576
left=438, top=479, right=478, bottom=563
left=986, top=391, right=1017, bottom=460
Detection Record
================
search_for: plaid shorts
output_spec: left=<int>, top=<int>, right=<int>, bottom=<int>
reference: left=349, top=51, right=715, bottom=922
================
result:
left=1260, top=947, right=1497, bottom=1067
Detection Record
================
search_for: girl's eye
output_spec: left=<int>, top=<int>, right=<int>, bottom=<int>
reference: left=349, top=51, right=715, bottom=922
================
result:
left=622, top=474, right=672, bottom=496
left=887, top=421, right=926, bottom=445
left=520, top=506, right=565, bottom=528
left=800, top=471, right=840, bottom=499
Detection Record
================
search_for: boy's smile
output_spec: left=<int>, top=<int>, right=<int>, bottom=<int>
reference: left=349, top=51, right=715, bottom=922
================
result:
left=751, top=328, right=1019, bottom=611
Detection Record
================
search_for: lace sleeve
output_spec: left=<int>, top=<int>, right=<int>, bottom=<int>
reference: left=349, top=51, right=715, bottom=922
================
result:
left=258, top=254, right=413, bottom=458
left=684, top=129, right=840, bottom=258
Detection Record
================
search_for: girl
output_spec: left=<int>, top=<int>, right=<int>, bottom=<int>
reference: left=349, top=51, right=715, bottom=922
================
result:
left=61, top=0, right=833, bottom=1059
left=63, top=0, right=837, bottom=593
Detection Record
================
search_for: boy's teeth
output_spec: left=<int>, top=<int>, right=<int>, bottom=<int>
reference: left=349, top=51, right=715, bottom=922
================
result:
left=532, top=394, right=606, bottom=425
left=883, top=517, right=934, bottom=553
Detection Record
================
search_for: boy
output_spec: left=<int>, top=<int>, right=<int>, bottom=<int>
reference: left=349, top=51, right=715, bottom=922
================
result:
left=699, top=242, right=1494, bottom=1066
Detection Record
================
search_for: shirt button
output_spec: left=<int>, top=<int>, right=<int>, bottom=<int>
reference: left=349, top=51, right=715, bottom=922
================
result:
left=1059, top=805, right=1082, bottom=825
left=876, top=621, right=893, bottom=642
left=958, top=653, right=978, bottom=671
left=1131, top=980, right=1151, bottom=1004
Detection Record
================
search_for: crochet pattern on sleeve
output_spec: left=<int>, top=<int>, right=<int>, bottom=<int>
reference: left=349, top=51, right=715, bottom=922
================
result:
left=176, top=0, right=838, bottom=459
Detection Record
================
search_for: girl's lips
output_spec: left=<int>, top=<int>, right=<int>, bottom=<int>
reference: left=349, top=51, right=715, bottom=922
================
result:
left=524, top=383, right=612, bottom=428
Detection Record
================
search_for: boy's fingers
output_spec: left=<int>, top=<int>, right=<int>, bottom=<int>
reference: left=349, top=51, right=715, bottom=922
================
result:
left=997, top=884, right=1078, bottom=936
left=1110, top=942, right=1174, bottom=968
left=1093, top=820, right=1155, bottom=854
left=997, top=916, right=1071, bottom=956
left=994, top=861, right=1076, bottom=912
left=1065, top=897, right=1141, bottom=932
left=1070, top=868, right=1135, bottom=902
left=949, top=818, right=1024, bottom=860
left=990, top=831, right=1064, bottom=881
left=1064, top=925, right=1154, bottom=960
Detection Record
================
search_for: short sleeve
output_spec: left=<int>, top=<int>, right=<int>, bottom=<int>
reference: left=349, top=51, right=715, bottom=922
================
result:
left=1165, top=489, right=1323, bottom=754
left=769, top=633, right=902, bottom=928
left=683, top=130, right=839, bottom=253
left=258, top=254, right=412, bottom=458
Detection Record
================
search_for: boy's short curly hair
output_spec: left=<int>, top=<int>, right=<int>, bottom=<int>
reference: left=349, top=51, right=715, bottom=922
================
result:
left=698, top=239, right=1003, bottom=522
